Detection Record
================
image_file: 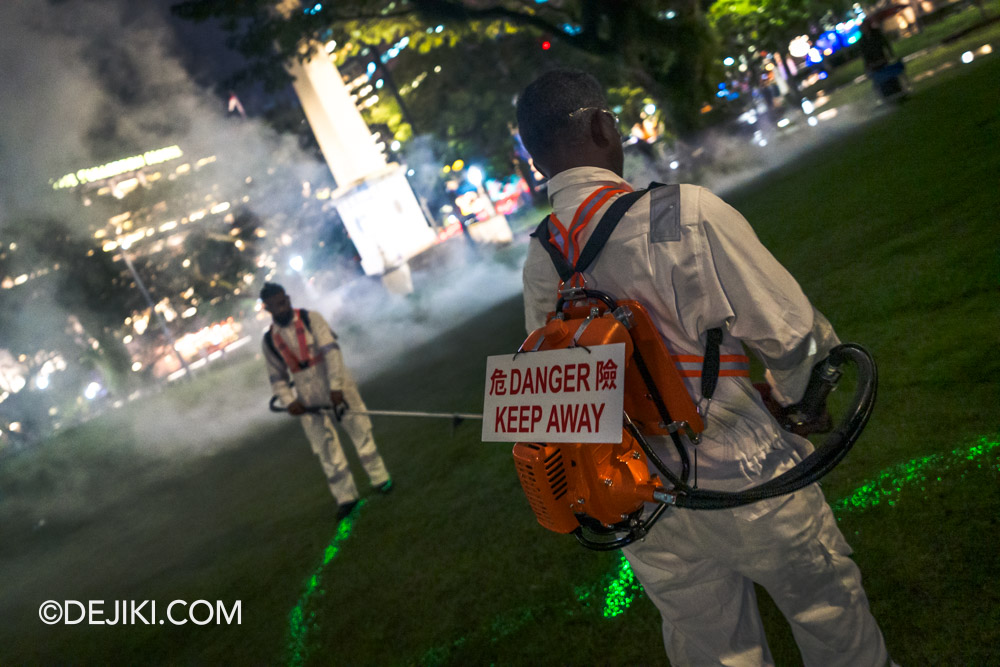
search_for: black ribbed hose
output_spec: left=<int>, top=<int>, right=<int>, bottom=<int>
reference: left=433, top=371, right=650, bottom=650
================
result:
left=670, top=343, right=877, bottom=510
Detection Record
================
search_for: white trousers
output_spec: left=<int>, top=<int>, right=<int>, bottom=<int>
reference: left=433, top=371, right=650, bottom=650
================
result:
left=299, top=381, right=390, bottom=504
left=624, top=484, right=891, bottom=667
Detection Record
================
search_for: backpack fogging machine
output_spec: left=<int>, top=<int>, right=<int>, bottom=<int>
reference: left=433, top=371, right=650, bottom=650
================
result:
left=509, top=288, right=876, bottom=551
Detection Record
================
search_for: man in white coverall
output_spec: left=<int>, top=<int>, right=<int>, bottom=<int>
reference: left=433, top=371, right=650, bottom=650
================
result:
left=515, top=70, right=895, bottom=666
left=260, top=283, right=392, bottom=519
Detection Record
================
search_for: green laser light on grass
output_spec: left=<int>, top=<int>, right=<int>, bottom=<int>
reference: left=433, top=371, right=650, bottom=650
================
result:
left=287, top=500, right=365, bottom=667
left=597, top=435, right=1000, bottom=618
left=286, top=436, right=999, bottom=662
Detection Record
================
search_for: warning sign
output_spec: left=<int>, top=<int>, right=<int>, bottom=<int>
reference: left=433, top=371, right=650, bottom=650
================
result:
left=482, top=343, right=626, bottom=443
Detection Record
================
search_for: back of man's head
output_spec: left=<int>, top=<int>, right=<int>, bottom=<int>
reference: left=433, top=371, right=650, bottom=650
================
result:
left=259, top=282, right=286, bottom=301
left=515, top=69, right=609, bottom=167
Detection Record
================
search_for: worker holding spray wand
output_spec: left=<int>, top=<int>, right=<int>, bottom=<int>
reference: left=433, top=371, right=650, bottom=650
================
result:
left=259, top=282, right=393, bottom=520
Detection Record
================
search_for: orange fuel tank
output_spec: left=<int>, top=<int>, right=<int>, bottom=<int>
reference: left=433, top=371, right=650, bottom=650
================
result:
left=513, top=297, right=702, bottom=534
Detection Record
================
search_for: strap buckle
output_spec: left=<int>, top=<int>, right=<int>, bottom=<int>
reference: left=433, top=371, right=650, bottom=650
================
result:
left=557, top=277, right=588, bottom=301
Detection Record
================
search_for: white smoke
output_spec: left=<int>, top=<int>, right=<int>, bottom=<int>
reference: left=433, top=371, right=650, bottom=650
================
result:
left=121, top=238, right=527, bottom=457
left=311, top=245, right=527, bottom=384
left=0, top=0, right=878, bottom=468
left=0, top=0, right=319, bottom=460
left=623, top=101, right=878, bottom=198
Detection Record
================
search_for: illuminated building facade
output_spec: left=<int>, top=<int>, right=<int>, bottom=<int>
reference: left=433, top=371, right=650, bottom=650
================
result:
left=0, top=139, right=350, bottom=449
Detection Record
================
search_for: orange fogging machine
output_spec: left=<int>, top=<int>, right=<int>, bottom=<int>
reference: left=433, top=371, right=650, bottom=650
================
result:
left=510, top=288, right=877, bottom=551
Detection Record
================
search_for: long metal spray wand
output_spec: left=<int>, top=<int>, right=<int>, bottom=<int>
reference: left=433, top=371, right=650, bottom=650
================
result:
left=268, top=396, right=482, bottom=422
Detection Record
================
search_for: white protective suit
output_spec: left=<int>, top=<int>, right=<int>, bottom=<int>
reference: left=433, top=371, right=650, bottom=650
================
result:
left=522, top=167, right=891, bottom=666
left=264, top=309, right=390, bottom=504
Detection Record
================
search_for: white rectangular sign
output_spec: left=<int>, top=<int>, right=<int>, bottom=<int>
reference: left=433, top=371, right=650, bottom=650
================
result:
left=482, top=343, right=626, bottom=443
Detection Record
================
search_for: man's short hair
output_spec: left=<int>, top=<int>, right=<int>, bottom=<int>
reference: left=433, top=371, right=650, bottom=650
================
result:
left=515, top=69, right=610, bottom=163
left=259, top=282, right=286, bottom=301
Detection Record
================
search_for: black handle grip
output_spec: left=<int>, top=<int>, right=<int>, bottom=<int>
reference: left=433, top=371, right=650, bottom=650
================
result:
left=785, top=355, right=843, bottom=428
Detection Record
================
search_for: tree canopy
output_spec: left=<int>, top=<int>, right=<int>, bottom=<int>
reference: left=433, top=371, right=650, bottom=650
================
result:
left=709, top=0, right=852, bottom=66
left=172, top=0, right=722, bottom=162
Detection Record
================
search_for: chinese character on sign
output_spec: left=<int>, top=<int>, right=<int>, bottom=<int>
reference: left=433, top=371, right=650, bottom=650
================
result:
left=490, top=368, right=508, bottom=395
left=596, top=359, right=618, bottom=390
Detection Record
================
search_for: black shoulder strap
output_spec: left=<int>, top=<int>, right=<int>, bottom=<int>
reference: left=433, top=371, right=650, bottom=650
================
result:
left=298, top=309, right=311, bottom=332
left=531, top=186, right=655, bottom=283
left=531, top=215, right=575, bottom=283
left=701, top=327, right=724, bottom=400
left=574, top=189, right=647, bottom=275
left=264, top=329, right=279, bottom=360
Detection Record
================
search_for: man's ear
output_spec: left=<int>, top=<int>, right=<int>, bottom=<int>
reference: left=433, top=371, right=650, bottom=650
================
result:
left=590, top=112, right=616, bottom=147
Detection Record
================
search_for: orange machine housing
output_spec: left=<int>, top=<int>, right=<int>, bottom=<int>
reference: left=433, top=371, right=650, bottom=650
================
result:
left=513, top=433, right=659, bottom=532
left=513, top=298, right=703, bottom=532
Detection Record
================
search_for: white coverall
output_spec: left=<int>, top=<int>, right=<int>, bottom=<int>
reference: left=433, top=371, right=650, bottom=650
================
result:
left=264, top=309, right=390, bottom=504
left=522, top=167, right=891, bottom=666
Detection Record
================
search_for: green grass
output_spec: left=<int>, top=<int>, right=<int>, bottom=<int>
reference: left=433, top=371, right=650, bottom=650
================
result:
left=1, top=54, right=999, bottom=666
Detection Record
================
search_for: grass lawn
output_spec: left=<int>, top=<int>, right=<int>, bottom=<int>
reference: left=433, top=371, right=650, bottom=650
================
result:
left=1, top=51, right=998, bottom=666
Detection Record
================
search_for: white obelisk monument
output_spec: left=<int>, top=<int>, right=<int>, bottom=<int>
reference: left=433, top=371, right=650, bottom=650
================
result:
left=277, top=1, right=435, bottom=293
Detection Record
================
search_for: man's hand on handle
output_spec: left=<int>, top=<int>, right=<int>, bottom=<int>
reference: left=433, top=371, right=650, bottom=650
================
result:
left=279, top=392, right=347, bottom=419
left=754, top=383, right=832, bottom=437
left=330, top=390, right=349, bottom=420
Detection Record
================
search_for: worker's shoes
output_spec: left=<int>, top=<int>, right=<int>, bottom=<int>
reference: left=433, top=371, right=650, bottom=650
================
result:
left=335, top=500, right=359, bottom=520
left=374, top=479, right=394, bottom=494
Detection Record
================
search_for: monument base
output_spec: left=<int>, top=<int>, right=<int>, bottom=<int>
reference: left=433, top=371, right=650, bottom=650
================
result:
left=332, top=164, right=437, bottom=287
left=381, top=261, right=414, bottom=296
left=467, top=214, right=514, bottom=245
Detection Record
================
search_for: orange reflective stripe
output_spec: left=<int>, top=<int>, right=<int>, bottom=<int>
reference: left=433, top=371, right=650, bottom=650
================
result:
left=549, top=184, right=635, bottom=293
left=570, top=186, right=612, bottom=228
left=670, top=354, right=750, bottom=364
left=271, top=310, right=319, bottom=372
left=671, top=354, right=750, bottom=363
left=550, top=185, right=633, bottom=268
left=673, top=353, right=750, bottom=378
left=677, top=369, right=751, bottom=377
left=548, top=213, right=569, bottom=252
left=293, top=312, right=310, bottom=360
left=555, top=185, right=613, bottom=264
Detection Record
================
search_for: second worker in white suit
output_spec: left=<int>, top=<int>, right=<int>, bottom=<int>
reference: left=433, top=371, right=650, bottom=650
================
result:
left=260, top=282, right=392, bottom=519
